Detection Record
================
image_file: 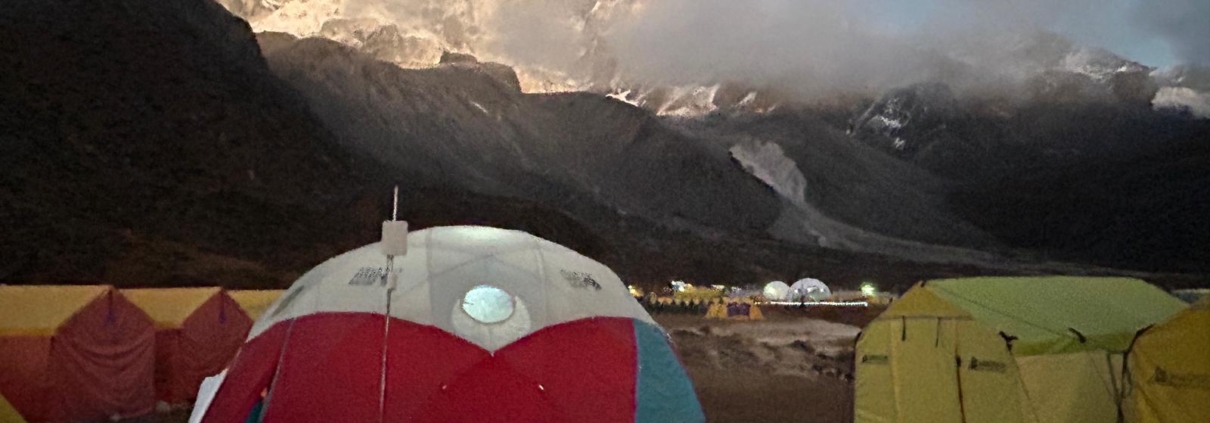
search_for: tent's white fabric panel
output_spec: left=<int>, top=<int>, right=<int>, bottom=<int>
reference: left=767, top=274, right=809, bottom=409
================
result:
left=789, top=278, right=832, bottom=301
left=188, top=370, right=227, bottom=423
left=246, top=226, right=653, bottom=351
left=764, top=281, right=790, bottom=300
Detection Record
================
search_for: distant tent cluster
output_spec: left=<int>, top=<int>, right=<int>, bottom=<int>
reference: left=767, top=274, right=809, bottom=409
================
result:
left=639, top=293, right=765, bottom=320
left=761, top=278, right=836, bottom=302
left=788, top=278, right=831, bottom=302
left=644, top=295, right=710, bottom=314
left=704, top=300, right=764, bottom=320
left=854, top=276, right=1206, bottom=423
left=0, top=285, right=283, bottom=422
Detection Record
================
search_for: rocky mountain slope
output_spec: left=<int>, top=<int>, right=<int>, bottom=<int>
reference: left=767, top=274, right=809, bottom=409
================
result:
left=256, top=29, right=1210, bottom=274
left=256, top=34, right=1011, bottom=255
left=0, top=0, right=613, bottom=287
left=2, top=0, right=1207, bottom=291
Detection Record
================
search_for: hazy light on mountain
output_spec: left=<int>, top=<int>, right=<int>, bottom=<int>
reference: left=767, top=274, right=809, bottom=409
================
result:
left=233, top=0, right=1206, bottom=98
left=594, top=0, right=1195, bottom=97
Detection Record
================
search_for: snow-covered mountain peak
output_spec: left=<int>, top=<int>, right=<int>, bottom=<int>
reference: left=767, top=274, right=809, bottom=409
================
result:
left=1058, top=47, right=1150, bottom=83
left=217, top=2, right=1202, bottom=119
left=217, top=0, right=642, bottom=98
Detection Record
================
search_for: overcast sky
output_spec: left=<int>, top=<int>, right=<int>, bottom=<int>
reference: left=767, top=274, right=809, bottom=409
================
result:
left=854, top=0, right=1205, bottom=67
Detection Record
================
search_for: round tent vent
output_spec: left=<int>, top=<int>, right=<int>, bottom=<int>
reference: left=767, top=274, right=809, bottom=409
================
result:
left=460, top=285, right=515, bottom=324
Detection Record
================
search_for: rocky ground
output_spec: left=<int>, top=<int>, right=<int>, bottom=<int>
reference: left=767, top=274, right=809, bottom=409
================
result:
left=655, top=307, right=880, bottom=422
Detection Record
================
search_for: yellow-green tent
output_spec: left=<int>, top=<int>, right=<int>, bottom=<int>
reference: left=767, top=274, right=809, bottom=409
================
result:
left=855, top=276, right=1186, bottom=423
left=1124, top=297, right=1209, bottom=423
left=227, top=289, right=285, bottom=321
left=0, top=392, right=26, bottom=423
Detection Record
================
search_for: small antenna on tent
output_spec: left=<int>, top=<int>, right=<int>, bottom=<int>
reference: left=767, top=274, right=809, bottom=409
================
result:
left=378, top=186, right=408, bottom=421
left=381, top=186, right=409, bottom=262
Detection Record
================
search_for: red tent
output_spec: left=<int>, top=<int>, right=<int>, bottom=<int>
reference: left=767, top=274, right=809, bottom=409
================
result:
left=0, top=285, right=156, bottom=422
left=197, top=226, right=704, bottom=422
left=123, top=287, right=253, bottom=405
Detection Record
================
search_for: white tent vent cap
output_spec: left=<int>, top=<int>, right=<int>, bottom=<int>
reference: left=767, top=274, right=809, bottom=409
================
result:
left=381, top=221, right=409, bottom=256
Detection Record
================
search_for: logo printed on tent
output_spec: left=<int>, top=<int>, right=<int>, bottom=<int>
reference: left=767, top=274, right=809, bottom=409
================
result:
left=968, top=357, right=1007, bottom=373
left=1150, top=368, right=1210, bottom=389
left=860, top=354, right=888, bottom=365
left=349, top=267, right=389, bottom=286
left=560, top=270, right=601, bottom=290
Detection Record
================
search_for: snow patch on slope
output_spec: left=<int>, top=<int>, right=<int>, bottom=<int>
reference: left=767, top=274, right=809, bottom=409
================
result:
left=727, top=139, right=1009, bottom=262
left=729, top=141, right=807, bottom=206
left=606, top=89, right=641, bottom=107
left=657, top=85, right=720, bottom=117
left=1059, top=47, right=1148, bottom=82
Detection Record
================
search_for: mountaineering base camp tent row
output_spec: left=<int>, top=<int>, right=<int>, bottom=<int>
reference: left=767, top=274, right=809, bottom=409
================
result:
left=123, top=287, right=253, bottom=405
left=855, top=276, right=1188, bottom=423
left=0, top=285, right=157, bottom=422
left=194, top=225, right=705, bottom=423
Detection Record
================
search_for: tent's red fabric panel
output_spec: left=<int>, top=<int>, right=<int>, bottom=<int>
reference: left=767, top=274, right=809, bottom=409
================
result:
left=154, top=329, right=183, bottom=404
left=491, top=318, right=636, bottom=423
left=0, top=338, right=54, bottom=421
left=416, top=318, right=637, bottom=423
left=52, top=290, right=157, bottom=421
left=202, top=323, right=287, bottom=423
left=414, top=354, right=562, bottom=423
left=382, top=321, right=491, bottom=421
left=261, top=313, right=386, bottom=423
left=203, top=314, right=641, bottom=423
left=160, top=293, right=253, bottom=404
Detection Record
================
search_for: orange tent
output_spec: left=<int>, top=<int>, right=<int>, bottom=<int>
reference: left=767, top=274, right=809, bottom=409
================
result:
left=0, top=285, right=155, bottom=422
left=122, top=287, right=253, bottom=405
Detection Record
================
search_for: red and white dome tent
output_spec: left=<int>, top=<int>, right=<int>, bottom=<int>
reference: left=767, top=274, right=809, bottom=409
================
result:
left=195, top=220, right=704, bottom=422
